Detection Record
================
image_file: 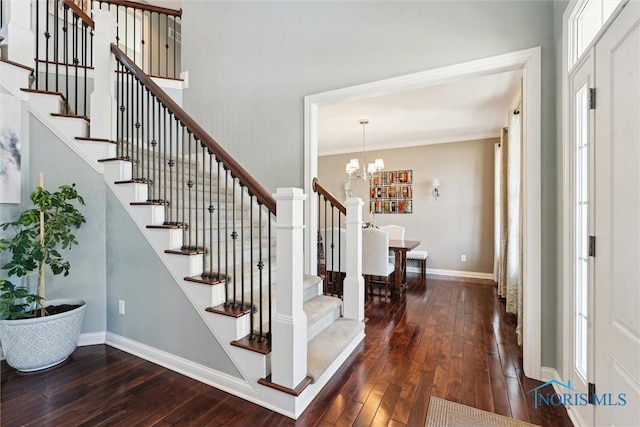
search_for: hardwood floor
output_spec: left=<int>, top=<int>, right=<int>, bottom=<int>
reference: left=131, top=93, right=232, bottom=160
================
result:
left=1, top=274, right=573, bottom=426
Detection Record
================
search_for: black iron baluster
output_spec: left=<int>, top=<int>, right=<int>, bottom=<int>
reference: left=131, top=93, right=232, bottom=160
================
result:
left=116, top=61, right=122, bottom=157
left=44, top=0, right=49, bottom=90
left=135, top=77, right=141, bottom=178
left=83, top=22, right=87, bottom=116
left=35, top=0, right=39, bottom=89
left=324, top=197, right=328, bottom=294
left=73, top=14, right=78, bottom=115
left=267, top=212, right=272, bottom=344
left=207, top=153, right=214, bottom=277
left=89, top=26, right=93, bottom=68
left=337, top=207, right=342, bottom=296
left=151, top=94, right=157, bottom=201
left=224, top=167, right=229, bottom=306
left=174, top=115, right=180, bottom=225
left=231, top=176, right=237, bottom=308
left=249, top=194, right=254, bottom=339
left=183, top=129, right=189, bottom=247
left=64, top=3, right=69, bottom=111
left=257, top=204, right=263, bottom=342
left=54, top=0, right=59, bottom=92
left=196, top=137, right=202, bottom=252
left=217, top=160, right=223, bottom=285
left=162, top=106, right=168, bottom=219
left=240, top=184, right=245, bottom=310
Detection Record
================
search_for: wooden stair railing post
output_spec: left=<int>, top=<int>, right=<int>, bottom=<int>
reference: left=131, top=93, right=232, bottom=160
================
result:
left=4, top=0, right=35, bottom=67
left=271, top=187, right=308, bottom=389
left=343, top=197, right=364, bottom=321
left=90, top=9, right=116, bottom=140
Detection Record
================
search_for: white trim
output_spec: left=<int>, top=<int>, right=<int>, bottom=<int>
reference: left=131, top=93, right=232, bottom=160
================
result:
left=305, top=46, right=543, bottom=381
left=561, top=0, right=630, bottom=398
left=78, top=331, right=106, bottom=346
left=104, top=332, right=297, bottom=419
left=419, top=268, right=495, bottom=281
left=318, top=131, right=500, bottom=156
left=540, top=367, right=586, bottom=427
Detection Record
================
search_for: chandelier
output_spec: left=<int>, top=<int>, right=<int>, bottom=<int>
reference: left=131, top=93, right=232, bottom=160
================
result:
left=345, top=119, right=384, bottom=181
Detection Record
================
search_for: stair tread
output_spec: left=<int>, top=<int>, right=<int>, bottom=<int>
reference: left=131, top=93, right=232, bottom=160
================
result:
left=51, top=112, right=90, bottom=122
left=0, top=58, right=34, bottom=72
left=307, top=319, right=364, bottom=382
left=76, top=136, right=117, bottom=144
left=20, top=88, right=66, bottom=101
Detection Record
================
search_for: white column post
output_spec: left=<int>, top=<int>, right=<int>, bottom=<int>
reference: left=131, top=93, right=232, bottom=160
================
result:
left=343, top=197, right=364, bottom=321
left=5, top=0, right=35, bottom=67
left=89, top=9, right=116, bottom=139
left=271, top=187, right=308, bottom=389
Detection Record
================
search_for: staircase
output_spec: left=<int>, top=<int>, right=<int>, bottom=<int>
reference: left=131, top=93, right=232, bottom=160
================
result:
left=0, top=0, right=365, bottom=419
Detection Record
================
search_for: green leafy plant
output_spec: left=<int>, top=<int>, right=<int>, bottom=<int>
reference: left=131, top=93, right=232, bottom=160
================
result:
left=0, top=182, right=86, bottom=319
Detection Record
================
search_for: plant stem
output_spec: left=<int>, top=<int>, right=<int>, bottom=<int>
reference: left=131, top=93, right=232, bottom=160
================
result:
left=39, top=172, right=46, bottom=316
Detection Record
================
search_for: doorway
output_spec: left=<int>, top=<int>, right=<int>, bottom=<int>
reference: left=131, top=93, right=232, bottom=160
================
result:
left=304, top=47, right=543, bottom=380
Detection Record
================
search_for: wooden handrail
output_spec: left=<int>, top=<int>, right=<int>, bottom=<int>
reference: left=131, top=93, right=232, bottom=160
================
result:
left=111, top=44, right=276, bottom=214
left=64, top=0, right=94, bottom=28
left=101, top=0, right=182, bottom=17
left=312, top=178, right=346, bottom=215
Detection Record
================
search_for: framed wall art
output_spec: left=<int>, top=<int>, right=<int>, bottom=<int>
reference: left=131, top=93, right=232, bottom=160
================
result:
left=369, top=170, right=412, bottom=214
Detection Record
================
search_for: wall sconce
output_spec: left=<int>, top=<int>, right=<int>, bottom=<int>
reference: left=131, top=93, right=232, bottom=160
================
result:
left=432, top=178, right=441, bottom=200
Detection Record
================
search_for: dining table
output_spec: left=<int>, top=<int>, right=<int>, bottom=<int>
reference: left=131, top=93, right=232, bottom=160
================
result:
left=388, top=239, right=420, bottom=294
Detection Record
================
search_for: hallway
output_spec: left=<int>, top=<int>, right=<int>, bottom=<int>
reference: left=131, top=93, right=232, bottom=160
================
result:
left=0, top=274, right=572, bottom=426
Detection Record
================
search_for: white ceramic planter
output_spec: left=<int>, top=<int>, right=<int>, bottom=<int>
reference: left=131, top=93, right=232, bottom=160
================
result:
left=0, top=299, right=86, bottom=372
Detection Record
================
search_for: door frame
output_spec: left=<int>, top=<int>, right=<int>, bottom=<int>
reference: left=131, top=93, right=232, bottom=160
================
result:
left=561, top=3, right=629, bottom=426
left=303, top=47, right=543, bottom=380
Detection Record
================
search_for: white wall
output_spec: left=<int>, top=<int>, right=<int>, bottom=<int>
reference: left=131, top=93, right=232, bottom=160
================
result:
left=181, top=0, right=559, bottom=367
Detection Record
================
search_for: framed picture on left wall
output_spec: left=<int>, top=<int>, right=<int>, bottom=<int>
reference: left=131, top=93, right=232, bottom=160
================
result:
left=0, top=93, right=22, bottom=204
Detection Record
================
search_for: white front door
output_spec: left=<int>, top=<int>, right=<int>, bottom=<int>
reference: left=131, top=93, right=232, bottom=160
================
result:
left=568, top=49, right=596, bottom=426
left=593, top=1, right=640, bottom=425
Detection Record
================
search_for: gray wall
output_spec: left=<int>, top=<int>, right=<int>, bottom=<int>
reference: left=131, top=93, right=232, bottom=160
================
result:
left=182, top=1, right=559, bottom=368
left=0, top=111, right=107, bottom=333
left=105, top=189, right=242, bottom=377
left=319, top=138, right=496, bottom=274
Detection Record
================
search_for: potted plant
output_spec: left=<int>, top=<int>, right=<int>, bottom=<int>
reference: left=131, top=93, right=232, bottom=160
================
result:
left=0, top=174, right=87, bottom=372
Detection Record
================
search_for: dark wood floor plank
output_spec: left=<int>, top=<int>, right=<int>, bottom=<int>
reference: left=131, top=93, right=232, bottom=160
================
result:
left=1, top=274, right=572, bottom=427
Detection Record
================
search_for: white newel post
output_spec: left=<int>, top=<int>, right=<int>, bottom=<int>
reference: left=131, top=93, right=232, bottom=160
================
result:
left=89, top=9, right=116, bottom=139
left=343, top=198, right=364, bottom=321
left=272, top=187, right=308, bottom=389
left=4, top=0, right=35, bottom=67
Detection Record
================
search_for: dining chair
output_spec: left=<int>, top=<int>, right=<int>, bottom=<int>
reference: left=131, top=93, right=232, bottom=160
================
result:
left=321, top=227, right=347, bottom=295
left=362, top=228, right=395, bottom=299
left=379, top=224, right=405, bottom=241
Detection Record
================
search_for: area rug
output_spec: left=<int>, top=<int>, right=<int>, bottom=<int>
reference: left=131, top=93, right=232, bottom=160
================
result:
left=425, top=397, right=541, bottom=427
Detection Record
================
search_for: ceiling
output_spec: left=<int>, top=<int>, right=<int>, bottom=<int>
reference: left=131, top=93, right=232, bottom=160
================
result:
left=318, top=69, right=522, bottom=156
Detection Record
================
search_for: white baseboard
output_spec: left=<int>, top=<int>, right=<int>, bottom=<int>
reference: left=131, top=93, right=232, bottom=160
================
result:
left=407, top=266, right=494, bottom=280
left=78, top=331, right=107, bottom=347
left=539, top=366, right=585, bottom=427
left=103, top=332, right=296, bottom=418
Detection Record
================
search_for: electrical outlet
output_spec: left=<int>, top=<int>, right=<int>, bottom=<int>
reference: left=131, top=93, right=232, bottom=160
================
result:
left=118, top=300, right=125, bottom=315
left=461, top=254, right=467, bottom=262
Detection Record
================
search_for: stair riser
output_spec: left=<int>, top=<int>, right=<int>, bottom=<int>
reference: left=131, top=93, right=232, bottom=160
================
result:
left=49, top=115, right=89, bottom=139
left=0, top=61, right=32, bottom=94
left=24, top=92, right=63, bottom=115
left=102, top=160, right=133, bottom=182
left=75, top=140, right=116, bottom=161
left=307, top=305, right=341, bottom=342
left=163, top=250, right=204, bottom=277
